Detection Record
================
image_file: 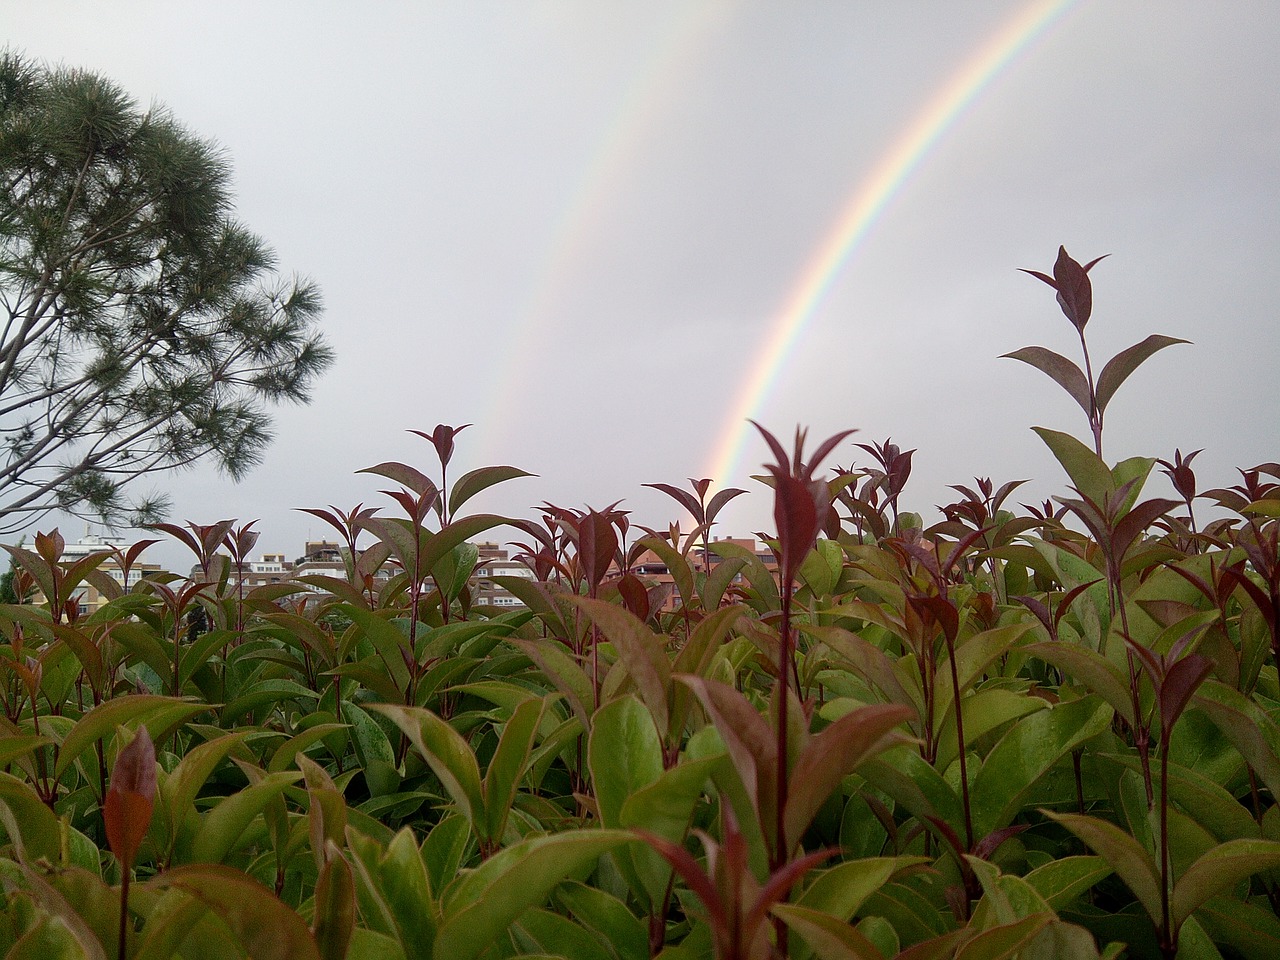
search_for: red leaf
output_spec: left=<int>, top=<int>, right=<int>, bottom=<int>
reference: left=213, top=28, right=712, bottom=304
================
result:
left=577, top=510, right=619, bottom=592
left=1000, top=346, right=1092, bottom=416
left=1110, top=498, right=1178, bottom=562
left=806, top=428, right=858, bottom=477
left=616, top=572, right=651, bottom=623
left=750, top=421, right=790, bottom=475
left=1018, top=268, right=1057, bottom=290
left=772, top=474, right=821, bottom=584
left=634, top=830, right=726, bottom=932
left=1094, top=335, right=1190, bottom=415
left=112, top=725, right=157, bottom=798
left=1050, top=245, right=1098, bottom=333
left=104, top=726, right=157, bottom=870
left=909, top=594, right=959, bottom=646
left=104, top=790, right=154, bottom=871
left=1160, top=654, right=1213, bottom=739
left=643, top=482, right=702, bottom=520
left=359, top=461, right=437, bottom=498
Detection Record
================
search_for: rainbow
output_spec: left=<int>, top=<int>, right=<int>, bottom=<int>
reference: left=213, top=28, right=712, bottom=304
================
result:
left=477, top=2, right=731, bottom=464
left=702, top=0, right=1081, bottom=486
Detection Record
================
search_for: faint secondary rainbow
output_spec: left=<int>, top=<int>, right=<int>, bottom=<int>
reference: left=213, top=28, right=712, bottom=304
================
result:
left=476, top=2, right=732, bottom=466
left=702, top=0, right=1080, bottom=486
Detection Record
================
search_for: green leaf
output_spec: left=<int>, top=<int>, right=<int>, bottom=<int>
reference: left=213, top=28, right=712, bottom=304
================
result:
left=970, top=696, right=1112, bottom=838
left=795, top=856, right=929, bottom=925
left=422, top=814, right=473, bottom=901
left=861, top=879, right=953, bottom=945
left=1171, top=838, right=1280, bottom=929
left=589, top=696, right=664, bottom=829
left=618, top=754, right=723, bottom=907
left=338, top=606, right=411, bottom=694
left=435, top=830, right=637, bottom=960
left=1174, top=915, right=1227, bottom=960
left=557, top=881, right=649, bottom=960
left=573, top=596, right=671, bottom=735
left=449, top=465, right=535, bottom=516
left=1105, top=754, right=1259, bottom=843
left=677, top=675, right=776, bottom=833
left=1193, top=681, right=1280, bottom=801
left=798, top=538, right=844, bottom=599
left=483, top=696, right=544, bottom=844
left=514, top=908, right=616, bottom=960
left=934, top=688, right=1047, bottom=772
left=9, top=865, right=107, bottom=960
left=1109, top=456, right=1155, bottom=516
left=327, top=660, right=402, bottom=704
left=1001, top=346, right=1092, bottom=417
left=431, top=542, right=479, bottom=604
left=105, top=621, right=172, bottom=680
left=360, top=826, right=436, bottom=958
left=345, top=829, right=419, bottom=957
left=1020, top=921, right=1106, bottom=960
left=1044, top=811, right=1161, bottom=924
left=344, top=702, right=400, bottom=798
left=702, top=556, right=746, bottom=610
left=147, top=864, right=321, bottom=960
left=131, top=889, right=218, bottom=960
left=346, top=929, right=408, bottom=960
left=368, top=703, right=484, bottom=829
left=619, top=754, right=721, bottom=838
left=313, top=854, right=356, bottom=960
left=932, top=623, right=1034, bottom=727
left=1195, top=894, right=1280, bottom=960
left=221, top=679, right=318, bottom=724
left=188, top=769, right=301, bottom=863
left=1022, top=856, right=1113, bottom=910
left=965, top=857, right=1039, bottom=927
left=669, top=605, right=746, bottom=736
left=859, top=745, right=965, bottom=835
left=54, top=694, right=205, bottom=780
left=268, top=723, right=348, bottom=774
left=772, top=903, right=886, bottom=960
left=0, top=733, right=51, bottom=767
left=178, top=628, right=237, bottom=688
left=1094, top=335, right=1190, bottom=414
left=0, top=777, right=63, bottom=861
left=803, top=623, right=913, bottom=712
left=1032, top=427, right=1113, bottom=504
left=634, top=537, right=695, bottom=609
left=513, top=636, right=596, bottom=730
left=954, top=913, right=1053, bottom=960
left=160, top=731, right=253, bottom=847
left=1026, top=641, right=1134, bottom=729
left=6, top=915, right=97, bottom=960
left=784, top=703, right=911, bottom=853
left=420, top=515, right=509, bottom=579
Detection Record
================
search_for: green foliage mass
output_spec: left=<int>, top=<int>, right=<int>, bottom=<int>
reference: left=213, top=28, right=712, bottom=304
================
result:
left=0, top=260, right=1275, bottom=958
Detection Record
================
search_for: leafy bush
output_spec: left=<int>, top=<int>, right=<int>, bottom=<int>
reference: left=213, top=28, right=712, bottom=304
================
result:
left=1, top=248, right=1278, bottom=960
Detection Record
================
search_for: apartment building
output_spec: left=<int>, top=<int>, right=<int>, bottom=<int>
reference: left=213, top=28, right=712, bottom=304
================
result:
left=49, top=533, right=167, bottom=615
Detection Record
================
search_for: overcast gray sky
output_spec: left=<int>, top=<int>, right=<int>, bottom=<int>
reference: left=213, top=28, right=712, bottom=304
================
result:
left=9, top=1, right=1280, bottom=570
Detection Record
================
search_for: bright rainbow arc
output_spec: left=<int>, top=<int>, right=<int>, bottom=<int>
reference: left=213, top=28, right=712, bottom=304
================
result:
left=702, top=0, right=1080, bottom=487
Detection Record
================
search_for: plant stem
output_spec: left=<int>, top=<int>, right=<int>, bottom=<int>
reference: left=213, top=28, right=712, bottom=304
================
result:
left=946, top=633, right=974, bottom=850
left=774, top=578, right=792, bottom=871
left=1078, top=330, right=1103, bottom=458
left=1159, top=745, right=1174, bottom=959
left=117, top=867, right=130, bottom=960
